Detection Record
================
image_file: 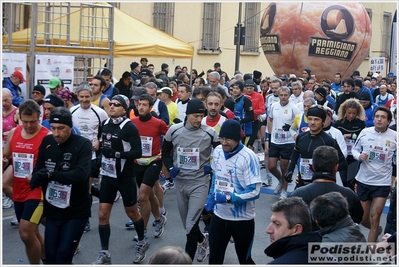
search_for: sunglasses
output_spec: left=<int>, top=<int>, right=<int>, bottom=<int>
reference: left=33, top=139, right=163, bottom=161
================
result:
left=109, top=102, right=123, bottom=107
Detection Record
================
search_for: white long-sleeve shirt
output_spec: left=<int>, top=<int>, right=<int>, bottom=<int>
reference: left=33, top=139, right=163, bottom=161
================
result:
left=352, top=127, right=397, bottom=186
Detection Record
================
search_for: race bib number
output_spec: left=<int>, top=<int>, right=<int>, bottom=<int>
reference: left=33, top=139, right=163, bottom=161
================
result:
left=274, top=128, right=289, bottom=142
left=177, top=147, right=200, bottom=170
left=100, top=156, right=117, bottom=178
left=141, top=136, right=153, bottom=157
left=45, top=181, right=71, bottom=209
left=13, top=152, right=34, bottom=178
left=300, top=158, right=313, bottom=180
left=368, top=148, right=387, bottom=163
left=214, top=176, right=234, bottom=193
left=346, top=139, right=355, bottom=156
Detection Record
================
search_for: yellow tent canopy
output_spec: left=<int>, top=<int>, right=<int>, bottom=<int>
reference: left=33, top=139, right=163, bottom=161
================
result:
left=2, top=3, right=194, bottom=59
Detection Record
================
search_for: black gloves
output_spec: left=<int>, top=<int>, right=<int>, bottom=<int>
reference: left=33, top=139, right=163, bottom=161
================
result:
left=101, top=147, right=117, bottom=158
left=30, top=169, right=49, bottom=189
left=284, top=170, right=294, bottom=183
left=173, top=118, right=182, bottom=124
left=282, top=123, right=291, bottom=131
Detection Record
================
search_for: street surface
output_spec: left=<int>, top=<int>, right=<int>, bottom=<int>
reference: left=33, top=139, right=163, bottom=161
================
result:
left=2, top=153, right=389, bottom=265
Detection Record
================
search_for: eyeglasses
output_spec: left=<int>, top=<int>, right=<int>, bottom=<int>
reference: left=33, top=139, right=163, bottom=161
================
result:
left=109, top=102, right=123, bottom=107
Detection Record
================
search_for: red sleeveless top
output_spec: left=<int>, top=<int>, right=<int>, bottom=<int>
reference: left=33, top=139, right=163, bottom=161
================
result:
left=10, top=125, right=50, bottom=202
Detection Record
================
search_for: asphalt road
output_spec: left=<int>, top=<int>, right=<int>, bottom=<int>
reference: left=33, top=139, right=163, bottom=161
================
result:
left=2, top=161, right=390, bottom=265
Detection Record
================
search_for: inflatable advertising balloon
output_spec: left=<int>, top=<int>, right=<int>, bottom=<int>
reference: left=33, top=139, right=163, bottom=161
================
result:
left=260, top=2, right=372, bottom=81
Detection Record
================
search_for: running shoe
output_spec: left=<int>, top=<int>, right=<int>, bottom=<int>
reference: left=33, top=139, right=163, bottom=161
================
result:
left=74, top=243, right=81, bottom=255
left=10, top=215, right=19, bottom=226
left=126, top=219, right=135, bottom=229
left=114, top=191, right=121, bottom=202
left=3, top=196, right=13, bottom=209
left=196, top=233, right=209, bottom=262
left=92, top=251, right=111, bottom=265
left=154, top=215, right=167, bottom=238
left=83, top=220, right=90, bottom=233
left=279, top=189, right=287, bottom=200
left=274, top=182, right=282, bottom=195
left=152, top=209, right=167, bottom=226
left=266, top=173, right=273, bottom=186
left=133, top=240, right=149, bottom=264
left=162, top=179, right=175, bottom=191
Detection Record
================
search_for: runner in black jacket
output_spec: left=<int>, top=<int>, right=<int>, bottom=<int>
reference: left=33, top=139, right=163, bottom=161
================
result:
left=284, top=105, right=347, bottom=188
left=30, top=107, right=92, bottom=264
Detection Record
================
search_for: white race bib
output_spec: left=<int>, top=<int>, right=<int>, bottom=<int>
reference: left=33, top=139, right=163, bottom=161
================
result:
left=300, top=158, right=313, bottom=180
left=215, top=176, right=234, bottom=193
left=100, top=156, right=117, bottom=178
left=141, top=136, right=153, bottom=157
left=13, top=152, right=34, bottom=178
left=177, top=147, right=200, bottom=170
left=45, top=181, right=72, bottom=209
left=368, top=148, right=387, bottom=164
left=345, top=139, right=355, bottom=156
left=274, top=128, right=289, bottom=142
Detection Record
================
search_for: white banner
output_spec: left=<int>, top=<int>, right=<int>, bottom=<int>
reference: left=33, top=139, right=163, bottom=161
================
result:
left=35, top=55, right=74, bottom=96
left=370, top=57, right=385, bottom=72
left=2, top=53, right=27, bottom=99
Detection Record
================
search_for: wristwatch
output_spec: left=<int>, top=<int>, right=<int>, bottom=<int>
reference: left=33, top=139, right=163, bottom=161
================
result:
left=226, top=194, right=231, bottom=203
left=115, top=152, right=121, bottom=158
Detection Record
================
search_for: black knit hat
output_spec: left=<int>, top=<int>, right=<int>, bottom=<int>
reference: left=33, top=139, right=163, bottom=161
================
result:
left=232, top=81, right=244, bottom=92
left=219, top=120, right=241, bottom=142
left=33, top=84, right=46, bottom=96
left=307, top=105, right=326, bottom=122
left=186, top=98, right=205, bottom=115
left=130, top=61, right=139, bottom=70
left=359, top=91, right=371, bottom=101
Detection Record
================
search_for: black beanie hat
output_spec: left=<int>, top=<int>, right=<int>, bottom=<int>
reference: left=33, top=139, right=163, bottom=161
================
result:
left=44, top=94, right=64, bottom=107
left=307, top=105, right=327, bottom=122
left=219, top=119, right=241, bottom=142
left=253, top=70, right=262, bottom=79
left=232, top=81, right=244, bottom=92
left=359, top=91, right=371, bottom=101
left=186, top=98, right=206, bottom=115
left=33, top=84, right=46, bottom=96
left=354, top=79, right=363, bottom=88
left=130, top=61, right=139, bottom=70
left=315, top=87, right=327, bottom=98
left=244, top=79, right=256, bottom=88
left=111, top=94, right=130, bottom=111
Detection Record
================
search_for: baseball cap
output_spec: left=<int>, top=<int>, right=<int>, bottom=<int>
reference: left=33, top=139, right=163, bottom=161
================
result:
left=49, top=78, right=61, bottom=89
left=157, top=87, right=173, bottom=97
left=131, top=87, right=148, bottom=100
left=186, top=98, right=206, bottom=115
left=175, top=65, right=182, bottom=70
left=12, top=70, right=26, bottom=82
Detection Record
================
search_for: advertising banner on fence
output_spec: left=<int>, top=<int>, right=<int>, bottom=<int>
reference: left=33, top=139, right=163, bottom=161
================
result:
left=2, top=53, right=27, bottom=99
left=35, top=55, right=74, bottom=95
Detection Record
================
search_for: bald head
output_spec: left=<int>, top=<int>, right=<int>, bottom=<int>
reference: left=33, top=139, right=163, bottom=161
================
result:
left=303, top=90, right=314, bottom=99
left=3, top=88, right=12, bottom=98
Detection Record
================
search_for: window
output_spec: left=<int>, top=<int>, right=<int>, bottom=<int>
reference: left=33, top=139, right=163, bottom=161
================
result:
left=243, top=3, right=260, bottom=53
left=201, top=3, right=221, bottom=51
left=382, top=12, right=392, bottom=57
left=153, top=3, right=174, bottom=35
left=365, top=8, right=372, bottom=58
